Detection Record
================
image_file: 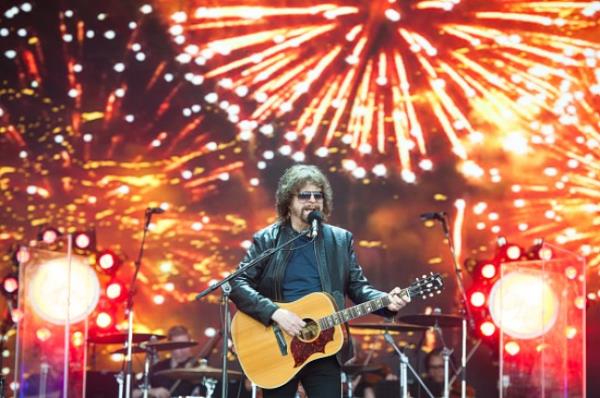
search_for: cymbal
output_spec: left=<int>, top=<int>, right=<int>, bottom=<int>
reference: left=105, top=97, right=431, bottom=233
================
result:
left=341, top=364, right=383, bottom=375
left=88, top=333, right=166, bottom=344
left=349, top=322, right=427, bottom=332
left=398, top=314, right=463, bottom=328
left=110, top=346, right=146, bottom=355
left=143, top=340, right=198, bottom=350
left=154, top=365, right=242, bottom=381
left=110, top=340, right=198, bottom=355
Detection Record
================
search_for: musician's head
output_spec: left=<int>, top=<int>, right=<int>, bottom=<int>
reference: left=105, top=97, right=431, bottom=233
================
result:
left=425, top=348, right=445, bottom=384
left=276, top=164, right=333, bottom=227
left=168, top=325, right=193, bottom=364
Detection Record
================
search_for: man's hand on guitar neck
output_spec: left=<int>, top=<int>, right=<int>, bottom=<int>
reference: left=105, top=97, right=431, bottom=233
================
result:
left=271, top=308, right=306, bottom=337
left=386, top=287, right=411, bottom=312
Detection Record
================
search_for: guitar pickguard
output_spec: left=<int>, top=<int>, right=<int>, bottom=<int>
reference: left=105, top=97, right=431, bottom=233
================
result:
left=290, top=328, right=335, bottom=367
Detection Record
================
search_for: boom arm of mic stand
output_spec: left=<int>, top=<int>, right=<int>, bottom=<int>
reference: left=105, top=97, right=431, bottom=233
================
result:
left=194, top=228, right=310, bottom=398
left=438, top=215, right=475, bottom=329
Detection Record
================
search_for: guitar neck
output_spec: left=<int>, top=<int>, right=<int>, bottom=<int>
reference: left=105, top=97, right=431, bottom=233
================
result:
left=317, top=288, right=408, bottom=330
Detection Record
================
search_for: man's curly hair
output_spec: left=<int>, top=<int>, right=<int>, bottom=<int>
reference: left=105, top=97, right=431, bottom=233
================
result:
left=275, top=164, right=333, bottom=222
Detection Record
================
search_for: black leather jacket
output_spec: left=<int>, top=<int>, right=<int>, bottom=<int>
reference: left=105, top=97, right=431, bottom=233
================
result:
left=230, top=221, right=395, bottom=326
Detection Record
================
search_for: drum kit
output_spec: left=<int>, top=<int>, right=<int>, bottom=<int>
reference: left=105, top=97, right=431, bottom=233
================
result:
left=348, top=313, right=465, bottom=398
left=85, top=313, right=464, bottom=398
left=87, top=332, right=241, bottom=398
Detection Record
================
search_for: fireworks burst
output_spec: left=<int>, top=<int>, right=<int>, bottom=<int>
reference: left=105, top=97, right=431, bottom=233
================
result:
left=0, top=0, right=257, bottom=308
left=463, top=85, right=600, bottom=288
left=161, top=0, right=600, bottom=180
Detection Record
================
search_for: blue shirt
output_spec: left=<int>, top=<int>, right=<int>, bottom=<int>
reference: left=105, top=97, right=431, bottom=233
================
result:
left=282, top=233, right=322, bottom=302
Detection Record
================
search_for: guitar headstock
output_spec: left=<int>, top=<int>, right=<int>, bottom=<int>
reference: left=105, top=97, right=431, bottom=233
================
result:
left=407, top=272, right=444, bottom=300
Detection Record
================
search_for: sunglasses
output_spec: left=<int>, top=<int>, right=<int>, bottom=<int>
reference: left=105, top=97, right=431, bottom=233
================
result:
left=296, top=191, right=324, bottom=201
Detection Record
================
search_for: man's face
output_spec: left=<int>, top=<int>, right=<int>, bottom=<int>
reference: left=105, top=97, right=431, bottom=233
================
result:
left=428, top=355, right=445, bottom=383
left=170, top=333, right=192, bottom=364
left=288, top=182, right=324, bottom=229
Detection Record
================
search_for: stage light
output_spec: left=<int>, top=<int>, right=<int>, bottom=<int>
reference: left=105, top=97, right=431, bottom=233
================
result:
left=489, top=270, right=559, bottom=339
left=36, top=328, right=52, bottom=342
left=72, top=331, right=85, bottom=347
left=504, top=341, right=520, bottom=356
left=481, top=263, right=497, bottom=279
left=73, top=230, right=96, bottom=251
left=526, top=239, right=554, bottom=262
left=1, top=274, right=18, bottom=296
left=96, top=250, right=122, bottom=274
left=10, top=308, right=24, bottom=323
left=565, top=266, right=578, bottom=280
left=538, top=247, right=553, bottom=261
left=95, top=311, right=113, bottom=328
left=38, top=226, right=61, bottom=244
left=12, top=245, right=30, bottom=265
left=505, top=244, right=522, bottom=260
left=28, top=254, right=100, bottom=325
left=106, top=280, right=126, bottom=301
left=470, top=291, right=486, bottom=307
left=480, top=321, right=496, bottom=337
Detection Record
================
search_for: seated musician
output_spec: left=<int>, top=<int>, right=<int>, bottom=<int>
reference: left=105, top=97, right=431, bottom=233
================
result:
left=132, top=325, right=201, bottom=398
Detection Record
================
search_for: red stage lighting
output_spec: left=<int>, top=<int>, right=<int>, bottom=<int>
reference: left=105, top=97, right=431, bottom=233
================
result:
left=470, top=291, right=486, bottom=307
left=72, top=331, right=85, bottom=347
left=106, top=280, right=126, bottom=301
left=481, top=263, right=497, bottom=279
left=480, top=321, right=496, bottom=337
left=528, top=240, right=554, bottom=261
left=39, top=227, right=61, bottom=244
left=95, top=311, right=113, bottom=329
left=96, top=250, right=122, bottom=274
left=1, top=275, right=19, bottom=295
left=505, top=341, right=520, bottom=356
left=73, top=230, right=95, bottom=251
left=538, top=246, right=553, bottom=261
left=13, top=245, right=31, bottom=265
left=505, top=244, right=522, bottom=260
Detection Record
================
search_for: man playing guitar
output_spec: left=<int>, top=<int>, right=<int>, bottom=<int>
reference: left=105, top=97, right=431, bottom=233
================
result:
left=230, top=164, right=410, bottom=398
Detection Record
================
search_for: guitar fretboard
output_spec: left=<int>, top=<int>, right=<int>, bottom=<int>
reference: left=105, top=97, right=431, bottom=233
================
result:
left=317, top=289, right=408, bottom=330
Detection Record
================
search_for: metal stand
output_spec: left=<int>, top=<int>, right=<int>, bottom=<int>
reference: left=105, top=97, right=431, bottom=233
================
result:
left=203, top=377, right=217, bottom=398
left=383, top=332, right=435, bottom=398
left=341, top=371, right=352, bottom=398
left=195, top=228, right=311, bottom=398
left=220, top=281, right=232, bottom=398
left=122, top=208, right=161, bottom=398
left=431, top=214, right=478, bottom=398
left=140, top=339, right=159, bottom=398
left=442, top=347, right=452, bottom=398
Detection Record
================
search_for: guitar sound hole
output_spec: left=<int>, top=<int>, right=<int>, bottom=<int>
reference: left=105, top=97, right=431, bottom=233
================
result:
left=298, top=319, right=319, bottom=342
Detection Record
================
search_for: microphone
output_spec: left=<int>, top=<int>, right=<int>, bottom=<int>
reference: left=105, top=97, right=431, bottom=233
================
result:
left=419, top=211, right=446, bottom=221
left=145, top=207, right=165, bottom=215
left=307, top=211, right=323, bottom=239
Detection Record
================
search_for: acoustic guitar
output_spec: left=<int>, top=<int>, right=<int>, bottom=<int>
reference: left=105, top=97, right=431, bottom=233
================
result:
left=231, top=272, right=444, bottom=389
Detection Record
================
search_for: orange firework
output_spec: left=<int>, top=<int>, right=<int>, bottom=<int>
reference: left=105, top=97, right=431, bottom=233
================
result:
left=0, top=1, right=257, bottom=309
left=162, top=0, right=600, bottom=180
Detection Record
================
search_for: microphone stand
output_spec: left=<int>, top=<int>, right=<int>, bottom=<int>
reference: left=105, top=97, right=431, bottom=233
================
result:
left=195, top=228, right=311, bottom=398
left=436, top=214, right=476, bottom=398
left=123, top=210, right=156, bottom=398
